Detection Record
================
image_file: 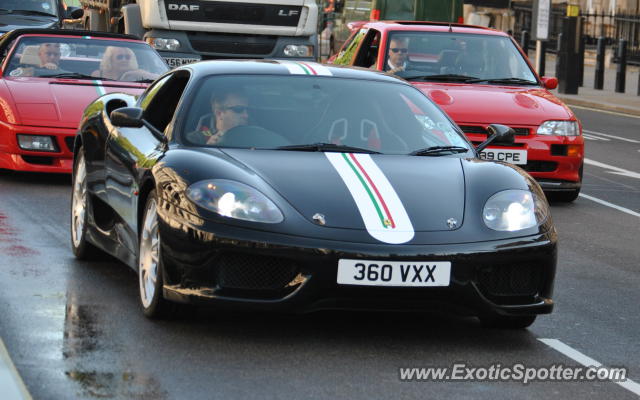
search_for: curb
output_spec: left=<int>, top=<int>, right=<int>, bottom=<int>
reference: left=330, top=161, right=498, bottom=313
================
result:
left=0, top=337, right=32, bottom=400
left=557, top=96, right=640, bottom=117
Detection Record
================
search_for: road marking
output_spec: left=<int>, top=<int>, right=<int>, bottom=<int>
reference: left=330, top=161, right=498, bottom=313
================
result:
left=583, top=130, right=640, bottom=143
left=539, top=338, right=640, bottom=396
left=569, top=104, right=640, bottom=119
left=0, top=337, right=32, bottom=400
left=579, top=194, right=640, bottom=218
left=585, top=158, right=640, bottom=180
left=583, top=133, right=610, bottom=141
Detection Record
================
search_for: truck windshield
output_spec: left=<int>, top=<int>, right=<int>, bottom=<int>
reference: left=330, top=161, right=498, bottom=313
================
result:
left=4, top=36, right=169, bottom=81
left=387, top=31, right=537, bottom=84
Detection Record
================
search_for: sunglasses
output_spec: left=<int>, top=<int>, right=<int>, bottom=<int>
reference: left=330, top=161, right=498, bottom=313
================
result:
left=45, top=51, right=60, bottom=57
left=115, top=54, right=132, bottom=60
left=390, top=48, right=408, bottom=54
left=223, top=105, right=249, bottom=114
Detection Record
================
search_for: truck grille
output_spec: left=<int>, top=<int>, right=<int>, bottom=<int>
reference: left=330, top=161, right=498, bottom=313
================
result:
left=189, top=33, right=276, bottom=55
left=165, top=1, right=301, bottom=27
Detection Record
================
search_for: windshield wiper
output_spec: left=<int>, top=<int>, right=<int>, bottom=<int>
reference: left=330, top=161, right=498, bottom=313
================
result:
left=10, top=9, right=57, bottom=17
left=132, top=78, right=155, bottom=83
left=277, top=143, right=381, bottom=154
left=404, top=73, right=481, bottom=82
left=41, top=72, right=115, bottom=80
left=472, top=77, right=538, bottom=85
left=410, top=146, right=469, bottom=156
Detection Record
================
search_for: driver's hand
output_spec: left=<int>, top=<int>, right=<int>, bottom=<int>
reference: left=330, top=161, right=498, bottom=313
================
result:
left=388, top=65, right=405, bottom=74
left=42, top=63, right=58, bottom=70
left=206, top=132, right=224, bottom=145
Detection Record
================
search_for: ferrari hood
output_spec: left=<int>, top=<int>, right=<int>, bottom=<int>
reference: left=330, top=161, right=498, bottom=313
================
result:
left=222, top=149, right=466, bottom=234
left=412, top=82, right=573, bottom=125
left=5, top=78, right=145, bottom=128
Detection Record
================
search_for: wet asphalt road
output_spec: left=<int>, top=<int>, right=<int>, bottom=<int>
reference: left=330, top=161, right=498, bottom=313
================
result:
left=1, top=107, right=639, bottom=399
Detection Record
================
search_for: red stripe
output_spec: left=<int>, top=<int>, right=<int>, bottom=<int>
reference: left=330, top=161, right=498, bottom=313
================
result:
left=299, top=62, right=318, bottom=75
left=348, top=153, right=396, bottom=228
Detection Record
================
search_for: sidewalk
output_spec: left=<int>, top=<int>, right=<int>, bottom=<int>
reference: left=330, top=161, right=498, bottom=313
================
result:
left=528, top=51, right=640, bottom=116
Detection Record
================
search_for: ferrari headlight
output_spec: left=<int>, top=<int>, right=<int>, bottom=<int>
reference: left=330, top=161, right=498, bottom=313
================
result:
left=186, top=179, right=283, bottom=223
left=482, top=190, right=549, bottom=231
left=537, top=120, right=579, bottom=136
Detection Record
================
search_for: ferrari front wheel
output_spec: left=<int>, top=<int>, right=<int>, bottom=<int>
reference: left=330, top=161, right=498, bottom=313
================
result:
left=70, top=149, right=100, bottom=259
left=139, top=190, right=173, bottom=318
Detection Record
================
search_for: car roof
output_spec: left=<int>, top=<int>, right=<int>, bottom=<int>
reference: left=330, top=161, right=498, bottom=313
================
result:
left=0, top=28, right=143, bottom=54
left=179, top=59, right=413, bottom=85
left=362, top=21, right=508, bottom=37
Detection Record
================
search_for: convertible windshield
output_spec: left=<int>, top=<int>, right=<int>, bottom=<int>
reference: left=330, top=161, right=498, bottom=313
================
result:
left=4, top=36, right=169, bottom=81
left=388, top=31, right=537, bottom=84
left=182, top=75, right=472, bottom=155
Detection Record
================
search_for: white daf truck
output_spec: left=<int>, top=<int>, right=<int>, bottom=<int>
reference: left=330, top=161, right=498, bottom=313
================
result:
left=80, top=0, right=319, bottom=66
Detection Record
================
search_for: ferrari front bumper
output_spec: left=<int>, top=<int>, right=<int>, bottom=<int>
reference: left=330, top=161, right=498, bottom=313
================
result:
left=158, top=218, right=557, bottom=319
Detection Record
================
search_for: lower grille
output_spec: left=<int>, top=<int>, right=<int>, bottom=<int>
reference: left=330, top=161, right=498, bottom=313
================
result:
left=522, top=161, right=557, bottom=172
left=21, top=155, right=54, bottom=165
left=477, top=264, right=541, bottom=296
left=216, top=253, right=299, bottom=290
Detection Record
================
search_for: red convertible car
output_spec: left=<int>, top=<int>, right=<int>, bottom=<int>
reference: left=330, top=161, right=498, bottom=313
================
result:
left=330, top=21, right=584, bottom=202
left=0, top=29, right=168, bottom=173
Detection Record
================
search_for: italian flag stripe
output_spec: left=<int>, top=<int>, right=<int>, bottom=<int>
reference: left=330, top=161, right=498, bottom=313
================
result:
left=279, top=61, right=333, bottom=76
left=298, top=61, right=317, bottom=75
left=341, top=153, right=388, bottom=228
left=293, top=61, right=312, bottom=75
left=325, top=152, right=414, bottom=244
left=344, top=153, right=396, bottom=229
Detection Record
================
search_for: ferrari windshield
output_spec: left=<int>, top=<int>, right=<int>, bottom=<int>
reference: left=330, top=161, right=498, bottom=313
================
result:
left=387, top=31, right=537, bottom=84
left=4, top=36, right=169, bottom=81
left=182, top=75, right=472, bottom=155
left=0, top=0, right=58, bottom=16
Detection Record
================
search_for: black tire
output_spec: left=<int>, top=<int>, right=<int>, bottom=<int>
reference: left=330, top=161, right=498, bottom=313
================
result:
left=138, top=190, right=175, bottom=319
left=480, top=315, right=537, bottom=329
left=70, top=148, right=101, bottom=259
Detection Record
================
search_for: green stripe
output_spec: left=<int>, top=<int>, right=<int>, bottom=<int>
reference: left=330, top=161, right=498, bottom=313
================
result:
left=293, top=62, right=311, bottom=75
left=341, top=153, right=387, bottom=228
left=93, top=80, right=104, bottom=96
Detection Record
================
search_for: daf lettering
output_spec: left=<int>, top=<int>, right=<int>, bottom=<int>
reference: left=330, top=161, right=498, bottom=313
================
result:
left=278, top=9, right=299, bottom=17
left=168, top=3, right=199, bottom=11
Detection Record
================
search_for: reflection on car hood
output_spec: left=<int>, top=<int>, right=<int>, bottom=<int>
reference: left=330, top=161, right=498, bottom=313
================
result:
left=0, top=14, right=57, bottom=32
left=222, top=149, right=466, bottom=232
left=412, top=82, right=574, bottom=125
left=5, top=78, right=146, bottom=128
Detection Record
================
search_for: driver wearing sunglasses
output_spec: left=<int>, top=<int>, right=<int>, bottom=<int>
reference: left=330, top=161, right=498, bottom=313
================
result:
left=385, top=36, right=410, bottom=74
left=188, top=89, right=251, bottom=145
left=92, top=46, right=140, bottom=80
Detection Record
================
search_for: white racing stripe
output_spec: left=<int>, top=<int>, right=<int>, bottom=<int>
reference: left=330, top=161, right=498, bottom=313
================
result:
left=579, top=194, right=640, bottom=218
left=539, top=338, right=640, bottom=396
left=325, top=152, right=414, bottom=244
left=279, top=61, right=333, bottom=76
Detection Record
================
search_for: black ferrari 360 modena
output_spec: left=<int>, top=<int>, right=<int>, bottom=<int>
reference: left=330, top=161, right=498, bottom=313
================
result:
left=70, top=60, right=557, bottom=328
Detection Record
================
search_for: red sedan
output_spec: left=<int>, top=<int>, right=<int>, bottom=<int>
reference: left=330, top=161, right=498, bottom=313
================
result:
left=330, top=21, right=584, bottom=202
left=0, top=29, right=168, bottom=173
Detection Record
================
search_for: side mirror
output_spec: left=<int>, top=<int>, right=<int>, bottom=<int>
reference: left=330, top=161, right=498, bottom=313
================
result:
left=476, top=124, right=515, bottom=153
left=67, top=7, right=84, bottom=19
left=110, top=107, right=144, bottom=128
left=541, top=76, right=558, bottom=90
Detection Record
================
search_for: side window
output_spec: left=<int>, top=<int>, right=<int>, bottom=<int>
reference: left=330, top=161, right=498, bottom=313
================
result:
left=333, top=28, right=367, bottom=66
left=353, top=29, right=380, bottom=68
left=139, top=71, right=190, bottom=134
